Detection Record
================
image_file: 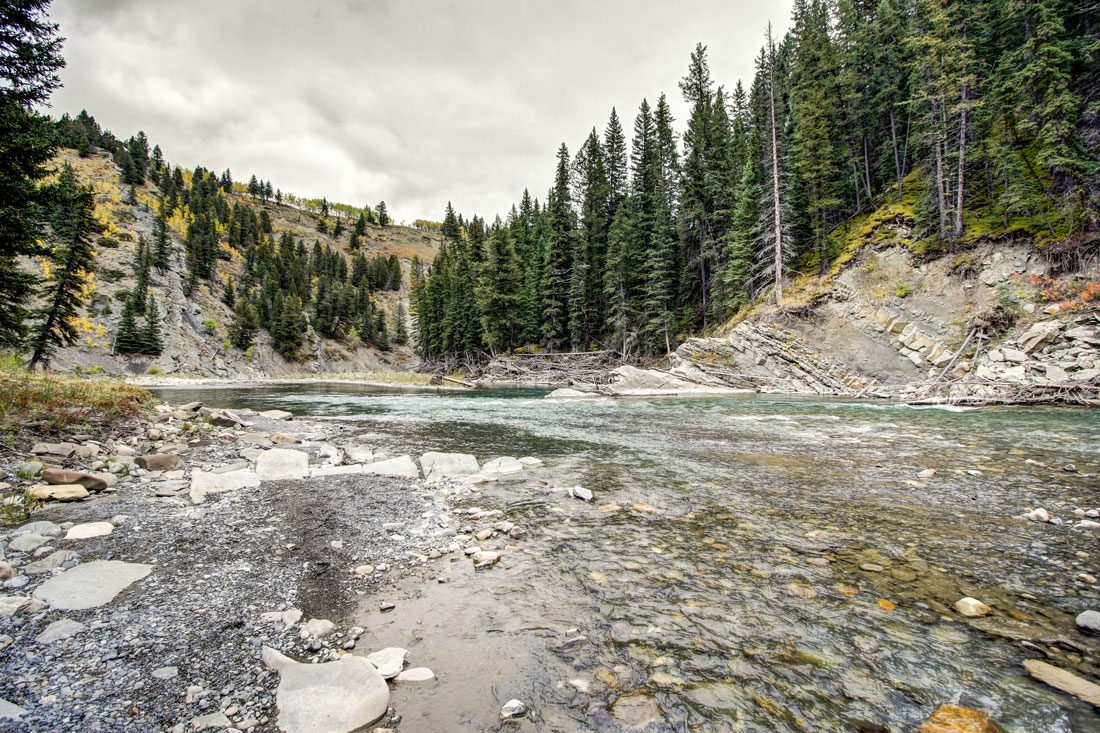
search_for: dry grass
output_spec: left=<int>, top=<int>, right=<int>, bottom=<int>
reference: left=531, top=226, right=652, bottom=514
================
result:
left=0, top=359, right=152, bottom=437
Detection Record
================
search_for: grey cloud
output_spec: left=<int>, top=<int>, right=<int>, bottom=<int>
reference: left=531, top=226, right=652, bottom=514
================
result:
left=49, top=0, right=793, bottom=222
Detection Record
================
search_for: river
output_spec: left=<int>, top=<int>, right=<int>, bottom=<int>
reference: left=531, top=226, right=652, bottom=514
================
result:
left=153, top=384, right=1100, bottom=732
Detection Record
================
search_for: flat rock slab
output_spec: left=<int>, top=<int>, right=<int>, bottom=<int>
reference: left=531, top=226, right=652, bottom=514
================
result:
left=362, top=455, right=420, bottom=479
left=8, top=534, right=50, bottom=553
left=33, top=560, right=153, bottom=610
left=365, top=647, right=408, bottom=679
left=189, top=468, right=260, bottom=504
left=41, top=468, right=108, bottom=492
left=0, top=697, right=26, bottom=720
left=310, top=464, right=365, bottom=478
left=258, top=409, right=293, bottom=420
left=36, top=618, right=85, bottom=644
left=420, top=452, right=479, bottom=480
left=135, top=454, right=182, bottom=471
left=64, top=521, right=114, bottom=540
left=482, top=457, right=526, bottom=475
left=256, top=449, right=310, bottom=481
left=262, top=646, right=389, bottom=733
left=1023, top=659, right=1100, bottom=706
left=28, top=484, right=88, bottom=502
left=11, top=521, right=61, bottom=538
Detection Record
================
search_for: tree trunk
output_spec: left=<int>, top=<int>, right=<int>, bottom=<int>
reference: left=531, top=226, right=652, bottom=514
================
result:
left=955, top=83, right=968, bottom=239
left=889, top=108, right=902, bottom=200
left=769, top=67, right=783, bottom=304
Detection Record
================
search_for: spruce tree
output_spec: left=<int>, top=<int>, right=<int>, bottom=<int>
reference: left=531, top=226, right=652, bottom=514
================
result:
left=27, top=165, right=100, bottom=369
left=0, top=0, right=64, bottom=348
left=273, top=295, right=306, bottom=360
left=229, top=296, right=259, bottom=350
left=139, top=298, right=164, bottom=356
left=541, top=144, right=575, bottom=349
left=393, top=302, right=409, bottom=345
left=152, top=206, right=171, bottom=271
left=115, top=297, right=142, bottom=354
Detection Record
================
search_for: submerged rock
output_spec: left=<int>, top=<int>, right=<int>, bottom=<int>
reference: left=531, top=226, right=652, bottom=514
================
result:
left=262, top=646, right=390, bottom=733
left=917, top=704, right=1003, bottom=732
left=394, top=667, right=436, bottom=683
left=500, top=699, right=528, bottom=719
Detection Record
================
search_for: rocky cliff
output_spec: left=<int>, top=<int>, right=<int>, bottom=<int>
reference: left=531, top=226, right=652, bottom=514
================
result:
left=665, top=225, right=1100, bottom=405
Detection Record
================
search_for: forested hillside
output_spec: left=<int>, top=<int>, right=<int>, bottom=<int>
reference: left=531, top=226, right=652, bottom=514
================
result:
left=413, top=0, right=1098, bottom=361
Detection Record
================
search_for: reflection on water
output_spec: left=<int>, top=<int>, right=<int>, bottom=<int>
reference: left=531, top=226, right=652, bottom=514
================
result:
left=155, top=384, right=1100, bottom=731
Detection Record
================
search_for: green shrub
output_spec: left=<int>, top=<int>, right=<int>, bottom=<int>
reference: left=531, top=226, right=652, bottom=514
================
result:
left=895, top=283, right=913, bottom=298
left=202, top=319, right=218, bottom=334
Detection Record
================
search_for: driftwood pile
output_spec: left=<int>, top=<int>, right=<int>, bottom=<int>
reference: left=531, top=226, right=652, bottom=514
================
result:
left=479, top=350, right=617, bottom=386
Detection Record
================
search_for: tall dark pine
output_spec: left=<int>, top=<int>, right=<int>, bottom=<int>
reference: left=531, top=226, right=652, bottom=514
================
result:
left=0, top=0, right=64, bottom=348
left=541, top=144, right=575, bottom=349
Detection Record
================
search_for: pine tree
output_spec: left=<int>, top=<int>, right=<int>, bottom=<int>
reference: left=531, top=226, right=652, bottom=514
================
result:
left=27, top=164, right=100, bottom=369
left=476, top=224, right=522, bottom=352
left=570, top=130, right=611, bottom=348
left=0, top=0, right=64, bottom=348
left=393, top=302, right=409, bottom=345
left=273, top=295, right=306, bottom=360
left=115, top=297, right=142, bottom=354
left=139, top=298, right=164, bottom=356
left=152, top=206, right=171, bottom=271
left=541, top=144, right=575, bottom=349
left=376, top=201, right=389, bottom=226
left=229, top=296, right=259, bottom=349
left=604, top=108, right=628, bottom=211
left=223, top=278, right=236, bottom=308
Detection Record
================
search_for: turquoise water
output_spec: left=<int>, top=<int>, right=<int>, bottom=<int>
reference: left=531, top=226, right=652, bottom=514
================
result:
left=155, top=385, right=1100, bottom=731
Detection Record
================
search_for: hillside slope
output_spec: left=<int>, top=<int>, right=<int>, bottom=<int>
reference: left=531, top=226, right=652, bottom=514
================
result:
left=44, top=149, right=439, bottom=378
left=665, top=206, right=1100, bottom=404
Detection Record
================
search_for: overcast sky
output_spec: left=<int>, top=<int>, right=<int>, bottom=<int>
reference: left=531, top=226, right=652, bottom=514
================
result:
left=48, top=0, right=794, bottom=223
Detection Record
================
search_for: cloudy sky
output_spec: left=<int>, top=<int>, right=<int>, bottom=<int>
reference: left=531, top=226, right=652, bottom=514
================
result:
left=48, top=0, right=794, bottom=223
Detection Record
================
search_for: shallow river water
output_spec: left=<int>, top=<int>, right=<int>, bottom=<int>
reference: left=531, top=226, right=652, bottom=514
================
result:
left=155, top=384, right=1100, bottom=732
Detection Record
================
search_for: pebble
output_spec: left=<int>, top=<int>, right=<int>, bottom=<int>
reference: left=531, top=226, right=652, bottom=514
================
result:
left=152, top=666, right=179, bottom=680
left=1076, top=610, right=1100, bottom=634
left=954, top=597, right=992, bottom=618
left=860, top=563, right=885, bottom=573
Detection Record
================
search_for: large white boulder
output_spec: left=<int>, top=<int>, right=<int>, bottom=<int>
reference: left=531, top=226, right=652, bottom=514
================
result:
left=362, top=455, right=420, bottom=479
left=255, top=449, right=310, bottom=481
left=262, top=646, right=390, bottom=733
left=420, top=452, right=479, bottom=481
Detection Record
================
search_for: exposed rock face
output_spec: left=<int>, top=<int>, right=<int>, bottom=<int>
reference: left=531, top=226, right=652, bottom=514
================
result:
left=669, top=323, right=867, bottom=395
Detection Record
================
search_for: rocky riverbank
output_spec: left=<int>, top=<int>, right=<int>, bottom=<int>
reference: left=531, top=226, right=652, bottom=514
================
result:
left=0, top=401, right=546, bottom=732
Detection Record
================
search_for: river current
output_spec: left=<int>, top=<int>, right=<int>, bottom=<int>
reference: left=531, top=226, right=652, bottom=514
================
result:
left=154, top=384, right=1100, bottom=732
